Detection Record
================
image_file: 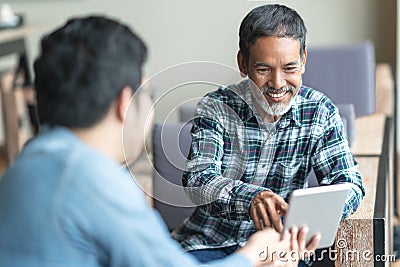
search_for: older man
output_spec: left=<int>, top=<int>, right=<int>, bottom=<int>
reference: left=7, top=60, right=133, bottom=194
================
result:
left=172, top=4, right=364, bottom=266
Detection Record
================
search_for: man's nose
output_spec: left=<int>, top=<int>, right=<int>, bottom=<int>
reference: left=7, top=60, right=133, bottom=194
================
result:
left=267, top=70, right=286, bottom=89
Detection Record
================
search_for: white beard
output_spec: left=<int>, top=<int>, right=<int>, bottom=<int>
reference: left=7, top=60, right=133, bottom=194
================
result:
left=250, top=83, right=298, bottom=117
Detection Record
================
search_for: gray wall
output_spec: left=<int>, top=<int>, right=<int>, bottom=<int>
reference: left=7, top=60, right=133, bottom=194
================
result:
left=13, top=0, right=395, bottom=72
left=7, top=0, right=398, bottom=146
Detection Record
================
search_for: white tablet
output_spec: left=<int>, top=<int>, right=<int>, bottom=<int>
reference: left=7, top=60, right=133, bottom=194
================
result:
left=283, top=183, right=352, bottom=249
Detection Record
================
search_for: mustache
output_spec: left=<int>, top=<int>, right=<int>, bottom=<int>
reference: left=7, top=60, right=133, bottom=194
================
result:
left=260, top=86, right=296, bottom=95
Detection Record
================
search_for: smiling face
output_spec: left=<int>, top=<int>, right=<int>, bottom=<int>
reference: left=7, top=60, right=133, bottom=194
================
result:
left=238, top=36, right=306, bottom=119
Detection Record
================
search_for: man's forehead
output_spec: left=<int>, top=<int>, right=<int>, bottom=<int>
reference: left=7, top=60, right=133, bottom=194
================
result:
left=249, top=37, right=301, bottom=54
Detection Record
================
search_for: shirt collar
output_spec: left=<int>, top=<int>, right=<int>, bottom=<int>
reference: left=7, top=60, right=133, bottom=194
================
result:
left=24, top=125, right=80, bottom=153
left=278, top=97, right=302, bottom=128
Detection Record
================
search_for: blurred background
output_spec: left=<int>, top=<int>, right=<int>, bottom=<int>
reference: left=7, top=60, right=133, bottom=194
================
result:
left=6, top=0, right=397, bottom=123
left=0, top=1, right=398, bottom=264
left=7, top=0, right=395, bottom=73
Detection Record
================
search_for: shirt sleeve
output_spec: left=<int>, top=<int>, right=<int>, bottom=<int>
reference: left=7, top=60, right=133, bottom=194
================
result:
left=58, top=163, right=253, bottom=267
left=183, top=112, right=266, bottom=222
left=311, top=108, right=365, bottom=219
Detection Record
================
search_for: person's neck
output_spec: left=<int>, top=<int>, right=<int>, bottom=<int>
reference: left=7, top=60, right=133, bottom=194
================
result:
left=71, top=120, right=123, bottom=163
left=263, top=114, right=281, bottom=123
left=272, top=115, right=281, bottom=122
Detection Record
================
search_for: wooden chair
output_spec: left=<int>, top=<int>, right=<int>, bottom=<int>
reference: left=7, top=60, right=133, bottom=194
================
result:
left=0, top=71, right=34, bottom=165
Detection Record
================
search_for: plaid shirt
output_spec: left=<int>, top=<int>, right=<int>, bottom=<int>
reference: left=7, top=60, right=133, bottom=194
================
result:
left=172, top=79, right=365, bottom=251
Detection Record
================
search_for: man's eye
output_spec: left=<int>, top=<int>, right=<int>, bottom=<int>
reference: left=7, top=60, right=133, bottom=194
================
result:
left=256, top=68, right=270, bottom=74
left=284, top=67, right=298, bottom=72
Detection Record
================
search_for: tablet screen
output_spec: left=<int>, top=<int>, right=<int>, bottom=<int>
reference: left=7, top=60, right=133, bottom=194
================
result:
left=284, top=183, right=352, bottom=248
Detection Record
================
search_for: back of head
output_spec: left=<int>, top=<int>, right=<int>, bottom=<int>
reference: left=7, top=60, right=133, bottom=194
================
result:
left=34, top=16, right=147, bottom=128
left=239, top=4, right=307, bottom=64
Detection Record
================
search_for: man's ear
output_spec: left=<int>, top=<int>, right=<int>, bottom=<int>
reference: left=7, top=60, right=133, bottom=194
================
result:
left=300, top=48, right=307, bottom=74
left=237, top=51, right=248, bottom=77
left=116, top=86, right=133, bottom=122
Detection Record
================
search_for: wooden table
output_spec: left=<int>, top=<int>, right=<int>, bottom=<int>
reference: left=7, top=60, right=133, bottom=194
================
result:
left=351, top=113, right=386, bottom=156
left=315, top=113, right=395, bottom=266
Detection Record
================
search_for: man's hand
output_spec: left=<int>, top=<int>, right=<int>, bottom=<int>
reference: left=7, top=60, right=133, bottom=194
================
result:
left=250, top=191, right=289, bottom=232
left=235, top=227, right=321, bottom=267
left=289, top=227, right=320, bottom=261
left=236, top=228, right=290, bottom=266
left=281, top=227, right=321, bottom=266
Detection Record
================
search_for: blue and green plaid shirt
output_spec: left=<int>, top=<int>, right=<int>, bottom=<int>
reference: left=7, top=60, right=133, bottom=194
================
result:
left=172, top=79, right=365, bottom=251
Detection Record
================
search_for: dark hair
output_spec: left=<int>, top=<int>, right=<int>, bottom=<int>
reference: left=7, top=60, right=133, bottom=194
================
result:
left=239, top=4, right=307, bottom=64
left=34, top=16, right=147, bottom=128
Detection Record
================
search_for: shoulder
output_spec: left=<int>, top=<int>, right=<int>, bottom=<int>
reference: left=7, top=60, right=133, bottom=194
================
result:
left=66, top=147, right=145, bottom=206
left=201, top=83, right=246, bottom=107
left=196, top=80, right=251, bottom=120
left=55, top=139, right=148, bottom=241
left=295, top=85, right=339, bottom=125
left=297, top=85, right=336, bottom=112
left=23, top=128, right=146, bottom=208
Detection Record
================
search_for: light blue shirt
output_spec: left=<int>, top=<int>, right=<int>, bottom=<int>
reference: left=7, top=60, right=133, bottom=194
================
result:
left=0, top=127, right=251, bottom=267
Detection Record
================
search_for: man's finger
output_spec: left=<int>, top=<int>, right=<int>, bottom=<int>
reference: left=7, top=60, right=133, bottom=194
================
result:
left=289, top=227, right=299, bottom=250
left=277, top=201, right=289, bottom=217
left=281, top=229, right=290, bottom=240
left=250, top=205, right=262, bottom=230
left=256, top=203, right=271, bottom=229
left=264, top=198, right=283, bottom=232
left=306, top=234, right=321, bottom=251
left=298, top=227, right=308, bottom=250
